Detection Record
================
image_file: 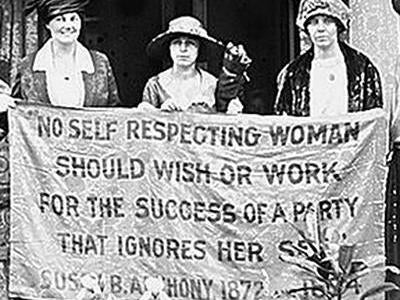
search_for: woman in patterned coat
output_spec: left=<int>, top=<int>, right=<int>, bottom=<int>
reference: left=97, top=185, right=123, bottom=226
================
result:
left=12, top=0, right=120, bottom=108
left=274, top=0, right=382, bottom=116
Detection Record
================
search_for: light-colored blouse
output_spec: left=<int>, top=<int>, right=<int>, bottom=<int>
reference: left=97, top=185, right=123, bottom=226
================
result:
left=141, top=67, right=217, bottom=110
left=309, top=53, right=348, bottom=117
left=32, top=39, right=95, bottom=107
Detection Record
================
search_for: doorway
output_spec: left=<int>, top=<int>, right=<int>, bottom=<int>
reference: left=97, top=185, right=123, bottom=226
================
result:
left=207, top=0, right=297, bottom=114
left=83, top=0, right=297, bottom=110
left=83, top=0, right=162, bottom=107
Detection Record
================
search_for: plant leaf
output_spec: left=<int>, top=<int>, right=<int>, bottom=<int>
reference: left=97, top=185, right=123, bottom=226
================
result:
left=285, top=220, right=320, bottom=257
left=287, top=286, right=331, bottom=299
left=359, top=282, right=400, bottom=300
left=345, top=262, right=390, bottom=287
left=386, top=265, right=400, bottom=275
left=338, top=245, right=355, bottom=274
left=279, top=255, right=333, bottom=288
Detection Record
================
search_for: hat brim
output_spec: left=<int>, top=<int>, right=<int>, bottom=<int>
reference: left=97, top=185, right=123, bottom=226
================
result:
left=301, top=11, right=347, bottom=30
left=297, top=5, right=350, bottom=31
left=146, top=31, right=222, bottom=60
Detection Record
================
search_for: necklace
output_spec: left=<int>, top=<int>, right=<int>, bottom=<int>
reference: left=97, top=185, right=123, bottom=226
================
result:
left=51, top=42, right=77, bottom=81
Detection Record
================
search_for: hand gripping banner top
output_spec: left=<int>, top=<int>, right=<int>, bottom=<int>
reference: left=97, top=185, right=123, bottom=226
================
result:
left=9, top=103, right=387, bottom=300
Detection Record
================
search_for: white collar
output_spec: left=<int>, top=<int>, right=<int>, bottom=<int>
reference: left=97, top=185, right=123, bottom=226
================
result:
left=158, top=67, right=204, bottom=85
left=32, top=39, right=95, bottom=74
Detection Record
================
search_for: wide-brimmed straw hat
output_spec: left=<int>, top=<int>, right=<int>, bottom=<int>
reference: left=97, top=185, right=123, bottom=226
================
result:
left=25, top=0, right=89, bottom=24
left=296, top=0, right=351, bottom=31
left=146, top=16, right=222, bottom=60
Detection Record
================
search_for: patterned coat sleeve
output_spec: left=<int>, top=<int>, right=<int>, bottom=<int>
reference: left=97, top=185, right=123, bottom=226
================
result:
left=105, top=55, right=121, bottom=107
left=11, top=54, right=41, bottom=102
left=363, top=59, right=383, bottom=110
left=141, top=77, right=160, bottom=108
left=11, top=62, right=23, bottom=99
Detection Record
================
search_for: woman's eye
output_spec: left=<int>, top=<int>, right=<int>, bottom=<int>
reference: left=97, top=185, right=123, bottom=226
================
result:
left=322, top=17, right=334, bottom=24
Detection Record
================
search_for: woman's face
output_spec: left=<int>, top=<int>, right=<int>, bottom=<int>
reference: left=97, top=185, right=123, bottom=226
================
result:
left=46, top=12, right=82, bottom=45
left=169, top=36, right=200, bottom=68
left=306, top=15, right=338, bottom=50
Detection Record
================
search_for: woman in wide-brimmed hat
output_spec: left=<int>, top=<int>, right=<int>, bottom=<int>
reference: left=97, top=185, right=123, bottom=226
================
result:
left=139, top=16, right=242, bottom=112
left=12, top=0, right=120, bottom=107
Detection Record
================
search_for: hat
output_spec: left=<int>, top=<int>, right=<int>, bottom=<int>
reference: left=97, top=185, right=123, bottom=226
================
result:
left=393, top=0, right=400, bottom=14
left=146, top=16, right=222, bottom=59
left=296, top=0, right=351, bottom=31
left=25, top=0, right=89, bottom=24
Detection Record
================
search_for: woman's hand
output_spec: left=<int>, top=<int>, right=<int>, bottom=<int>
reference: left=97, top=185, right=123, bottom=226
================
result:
left=187, top=102, right=214, bottom=113
left=223, top=42, right=252, bottom=79
left=0, top=79, right=16, bottom=112
left=137, top=102, right=157, bottom=112
left=160, top=99, right=183, bottom=111
left=0, top=94, right=17, bottom=112
left=226, top=98, right=243, bottom=114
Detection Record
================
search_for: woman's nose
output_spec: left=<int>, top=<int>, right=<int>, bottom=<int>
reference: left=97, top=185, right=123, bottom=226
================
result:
left=179, top=42, right=188, bottom=51
left=63, top=19, right=74, bottom=28
left=316, top=21, right=325, bottom=30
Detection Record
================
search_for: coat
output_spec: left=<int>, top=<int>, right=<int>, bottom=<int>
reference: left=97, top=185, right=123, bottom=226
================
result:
left=274, top=42, right=383, bottom=116
left=12, top=48, right=120, bottom=107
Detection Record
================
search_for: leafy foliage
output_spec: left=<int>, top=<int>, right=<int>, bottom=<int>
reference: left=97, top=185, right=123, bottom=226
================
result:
left=277, top=223, right=400, bottom=300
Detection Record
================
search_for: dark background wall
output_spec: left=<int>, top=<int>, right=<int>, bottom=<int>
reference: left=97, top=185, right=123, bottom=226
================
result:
left=207, top=0, right=296, bottom=114
left=81, top=0, right=297, bottom=111
left=83, top=0, right=162, bottom=107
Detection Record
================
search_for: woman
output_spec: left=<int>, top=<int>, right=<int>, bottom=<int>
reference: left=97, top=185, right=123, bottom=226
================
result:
left=274, top=0, right=382, bottom=116
left=216, top=0, right=382, bottom=116
left=12, top=0, right=120, bottom=107
left=139, top=16, right=242, bottom=113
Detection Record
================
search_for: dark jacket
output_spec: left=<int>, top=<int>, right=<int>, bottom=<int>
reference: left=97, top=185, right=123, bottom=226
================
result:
left=12, top=50, right=120, bottom=107
left=274, top=42, right=383, bottom=116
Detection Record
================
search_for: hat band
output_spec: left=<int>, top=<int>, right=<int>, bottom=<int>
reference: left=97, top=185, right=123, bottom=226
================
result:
left=168, top=26, right=207, bottom=38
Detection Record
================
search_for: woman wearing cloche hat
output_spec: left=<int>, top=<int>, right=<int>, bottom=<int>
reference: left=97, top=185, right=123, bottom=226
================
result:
left=138, top=16, right=243, bottom=113
left=12, top=0, right=120, bottom=108
left=274, top=0, right=382, bottom=116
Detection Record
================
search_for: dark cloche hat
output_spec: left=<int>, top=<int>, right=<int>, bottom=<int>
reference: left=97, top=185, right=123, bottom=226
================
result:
left=25, top=0, right=89, bottom=24
left=296, top=0, right=351, bottom=31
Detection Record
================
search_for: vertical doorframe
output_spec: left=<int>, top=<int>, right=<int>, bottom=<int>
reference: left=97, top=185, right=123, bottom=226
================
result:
left=288, top=0, right=297, bottom=60
left=192, top=0, right=207, bottom=26
left=161, top=0, right=175, bottom=29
